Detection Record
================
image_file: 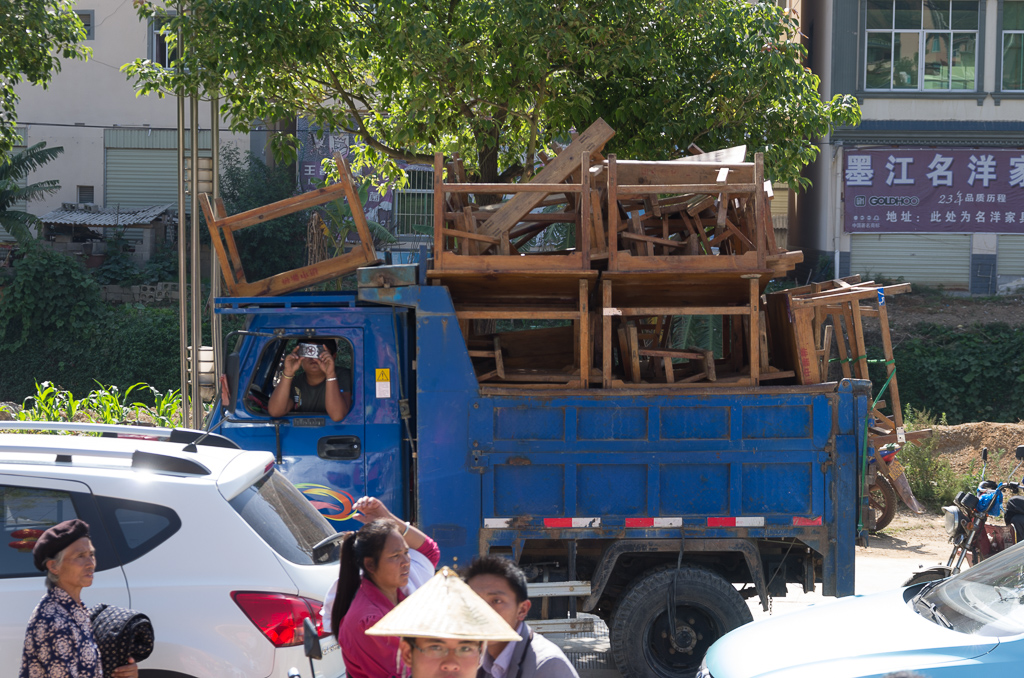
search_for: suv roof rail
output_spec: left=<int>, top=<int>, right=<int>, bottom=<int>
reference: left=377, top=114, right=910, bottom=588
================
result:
left=0, top=422, right=240, bottom=450
left=0, top=442, right=211, bottom=476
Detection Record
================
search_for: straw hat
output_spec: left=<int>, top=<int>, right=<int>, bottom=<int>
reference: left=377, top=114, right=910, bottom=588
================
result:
left=366, top=567, right=522, bottom=642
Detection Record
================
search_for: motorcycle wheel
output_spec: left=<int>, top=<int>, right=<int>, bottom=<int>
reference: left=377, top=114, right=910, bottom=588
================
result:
left=869, top=476, right=898, bottom=532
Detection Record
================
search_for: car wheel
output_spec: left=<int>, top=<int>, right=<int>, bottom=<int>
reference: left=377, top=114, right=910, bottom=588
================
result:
left=869, top=476, right=898, bottom=532
left=610, top=566, right=753, bottom=678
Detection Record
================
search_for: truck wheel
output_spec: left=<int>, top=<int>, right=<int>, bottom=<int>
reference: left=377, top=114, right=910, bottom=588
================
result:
left=869, top=476, right=897, bottom=532
left=610, top=566, right=753, bottom=678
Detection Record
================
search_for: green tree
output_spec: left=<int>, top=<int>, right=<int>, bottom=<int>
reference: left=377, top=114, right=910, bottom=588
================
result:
left=0, top=143, right=63, bottom=244
left=0, top=0, right=90, bottom=155
left=124, top=0, right=859, bottom=190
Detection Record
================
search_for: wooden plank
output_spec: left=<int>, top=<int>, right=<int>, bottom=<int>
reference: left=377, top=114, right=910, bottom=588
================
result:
left=753, top=153, right=766, bottom=270
left=590, top=189, right=606, bottom=254
left=230, top=247, right=375, bottom=297
left=607, top=155, right=619, bottom=271
left=478, top=119, right=614, bottom=240
left=433, top=153, right=445, bottom=258
left=332, top=153, right=378, bottom=264
left=441, top=228, right=500, bottom=245
left=791, top=306, right=820, bottom=384
left=444, top=183, right=583, bottom=194
left=579, top=279, right=590, bottom=388
left=218, top=180, right=350, bottom=233
left=579, top=155, right=591, bottom=270
left=747, top=275, right=760, bottom=384
left=602, top=280, right=613, bottom=388
left=199, top=193, right=241, bottom=290
left=620, top=232, right=688, bottom=249
left=605, top=306, right=752, bottom=316
left=849, top=300, right=869, bottom=381
left=876, top=296, right=903, bottom=429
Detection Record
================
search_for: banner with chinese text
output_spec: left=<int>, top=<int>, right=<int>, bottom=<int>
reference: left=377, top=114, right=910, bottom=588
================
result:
left=843, top=148, right=1024, bottom=233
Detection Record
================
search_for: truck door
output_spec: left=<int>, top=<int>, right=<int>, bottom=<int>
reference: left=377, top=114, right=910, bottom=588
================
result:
left=221, top=328, right=367, bottom=531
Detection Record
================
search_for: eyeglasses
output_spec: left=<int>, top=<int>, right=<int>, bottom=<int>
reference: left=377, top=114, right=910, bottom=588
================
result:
left=412, top=642, right=483, bottom=660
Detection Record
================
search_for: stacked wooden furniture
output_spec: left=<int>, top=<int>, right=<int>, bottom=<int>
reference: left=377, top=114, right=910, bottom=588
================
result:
left=201, top=153, right=379, bottom=297
left=764, top=276, right=929, bottom=445
left=428, top=120, right=806, bottom=389
left=598, top=151, right=803, bottom=388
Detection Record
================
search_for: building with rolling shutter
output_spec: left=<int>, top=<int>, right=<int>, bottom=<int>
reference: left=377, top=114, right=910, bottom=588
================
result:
left=10, top=0, right=248, bottom=246
left=800, top=0, right=1024, bottom=293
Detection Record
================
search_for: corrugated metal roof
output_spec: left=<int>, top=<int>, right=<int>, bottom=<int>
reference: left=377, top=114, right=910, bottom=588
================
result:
left=39, top=204, right=174, bottom=227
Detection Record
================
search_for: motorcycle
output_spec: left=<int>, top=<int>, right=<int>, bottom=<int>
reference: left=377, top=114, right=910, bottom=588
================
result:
left=904, top=445, right=1024, bottom=587
left=868, top=442, right=926, bottom=532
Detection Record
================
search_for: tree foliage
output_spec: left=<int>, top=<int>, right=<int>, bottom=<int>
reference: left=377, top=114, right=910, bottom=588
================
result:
left=125, top=0, right=859, bottom=190
left=217, top=145, right=307, bottom=280
left=0, top=143, right=63, bottom=243
left=0, top=0, right=89, bottom=155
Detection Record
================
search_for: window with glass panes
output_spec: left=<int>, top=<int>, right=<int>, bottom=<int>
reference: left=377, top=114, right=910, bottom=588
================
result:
left=1004, top=2, right=1024, bottom=89
left=865, top=1, right=979, bottom=91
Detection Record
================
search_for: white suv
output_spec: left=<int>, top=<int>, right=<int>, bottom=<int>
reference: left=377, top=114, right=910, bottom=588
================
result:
left=0, top=423, right=345, bottom=678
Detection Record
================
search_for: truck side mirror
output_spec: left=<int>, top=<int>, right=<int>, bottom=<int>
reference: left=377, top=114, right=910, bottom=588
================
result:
left=225, top=351, right=240, bottom=415
left=982, top=447, right=988, bottom=462
left=303, top=617, right=322, bottom=660
left=1016, top=445, right=1024, bottom=461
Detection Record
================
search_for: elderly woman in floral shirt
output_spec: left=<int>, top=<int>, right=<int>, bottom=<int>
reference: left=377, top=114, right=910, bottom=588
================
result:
left=19, top=519, right=137, bottom=678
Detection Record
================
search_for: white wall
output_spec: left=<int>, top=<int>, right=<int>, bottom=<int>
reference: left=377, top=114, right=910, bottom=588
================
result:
left=13, top=0, right=247, bottom=215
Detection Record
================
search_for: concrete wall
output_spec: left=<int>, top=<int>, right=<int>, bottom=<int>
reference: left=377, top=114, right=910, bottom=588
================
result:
left=13, top=0, right=248, bottom=216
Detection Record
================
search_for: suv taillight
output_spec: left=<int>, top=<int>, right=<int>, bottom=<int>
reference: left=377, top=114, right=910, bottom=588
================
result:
left=231, top=592, right=328, bottom=647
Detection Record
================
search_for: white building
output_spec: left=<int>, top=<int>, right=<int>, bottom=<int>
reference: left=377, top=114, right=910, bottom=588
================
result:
left=9, top=0, right=249, bottom=244
left=800, top=0, right=1024, bottom=293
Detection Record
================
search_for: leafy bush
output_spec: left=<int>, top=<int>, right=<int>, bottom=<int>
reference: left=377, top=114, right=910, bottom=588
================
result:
left=92, top=234, right=145, bottom=285
left=0, top=243, right=102, bottom=350
left=870, top=323, right=1024, bottom=424
left=896, top=406, right=978, bottom=510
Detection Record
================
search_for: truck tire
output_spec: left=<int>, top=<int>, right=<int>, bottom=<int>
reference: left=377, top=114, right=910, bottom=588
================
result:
left=610, top=566, right=753, bottom=678
left=869, top=476, right=898, bottom=532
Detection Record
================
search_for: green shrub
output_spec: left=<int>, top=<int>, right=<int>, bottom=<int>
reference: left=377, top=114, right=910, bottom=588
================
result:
left=900, top=405, right=979, bottom=510
left=869, top=323, right=1024, bottom=424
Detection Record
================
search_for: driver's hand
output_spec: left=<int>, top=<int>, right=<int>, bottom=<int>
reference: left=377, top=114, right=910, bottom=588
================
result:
left=318, top=346, right=336, bottom=378
left=283, top=348, right=301, bottom=377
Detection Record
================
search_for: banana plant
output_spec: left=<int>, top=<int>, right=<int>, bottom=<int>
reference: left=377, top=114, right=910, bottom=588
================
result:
left=315, top=177, right=396, bottom=257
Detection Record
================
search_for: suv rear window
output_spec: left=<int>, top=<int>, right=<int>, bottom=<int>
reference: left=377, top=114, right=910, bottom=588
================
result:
left=229, top=469, right=338, bottom=565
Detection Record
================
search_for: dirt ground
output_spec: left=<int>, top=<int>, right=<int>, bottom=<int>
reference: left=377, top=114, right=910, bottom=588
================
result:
left=884, top=290, right=1024, bottom=328
left=863, top=420, right=1024, bottom=562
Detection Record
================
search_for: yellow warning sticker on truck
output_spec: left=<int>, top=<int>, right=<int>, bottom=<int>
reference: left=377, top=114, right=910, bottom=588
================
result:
left=375, top=369, right=391, bottom=398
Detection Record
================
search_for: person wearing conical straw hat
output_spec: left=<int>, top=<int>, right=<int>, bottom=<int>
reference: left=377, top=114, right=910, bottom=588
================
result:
left=367, top=567, right=521, bottom=678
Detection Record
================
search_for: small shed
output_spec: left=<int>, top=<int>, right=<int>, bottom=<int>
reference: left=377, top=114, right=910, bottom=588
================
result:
left=38, top=204, right=175, bottom=264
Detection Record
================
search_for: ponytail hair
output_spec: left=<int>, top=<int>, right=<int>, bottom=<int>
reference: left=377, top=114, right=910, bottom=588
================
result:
left=330, top=519, right=398, bottom=638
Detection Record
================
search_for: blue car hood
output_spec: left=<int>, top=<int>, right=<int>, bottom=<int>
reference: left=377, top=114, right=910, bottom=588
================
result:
left=704, top=587, right=1000, bottom=678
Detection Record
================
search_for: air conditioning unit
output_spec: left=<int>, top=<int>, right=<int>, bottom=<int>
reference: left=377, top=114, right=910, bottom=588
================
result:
left=84, top=204, right=100, bottom=213
left=62, top=202, right=77, bottom=210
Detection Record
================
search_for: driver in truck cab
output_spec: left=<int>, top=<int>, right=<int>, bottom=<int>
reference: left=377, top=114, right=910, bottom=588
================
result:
left=267, top=338, right=351, bottom=421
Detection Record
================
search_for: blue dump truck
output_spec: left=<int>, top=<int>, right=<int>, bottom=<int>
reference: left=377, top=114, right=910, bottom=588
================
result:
left=210, top=266, right=869, bottom=678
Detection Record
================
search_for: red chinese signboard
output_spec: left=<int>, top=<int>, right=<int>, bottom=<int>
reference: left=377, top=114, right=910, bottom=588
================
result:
left=843, top=148, right=1024, bottom=233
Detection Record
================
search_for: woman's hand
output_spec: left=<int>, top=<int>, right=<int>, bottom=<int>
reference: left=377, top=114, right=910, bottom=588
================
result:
left=352, top=496, right=395, bottom=524
left=283, top=348, right=301, bottom=378
left=317, top=347, right=336, bottom=379
left=111, top=658, right=138, bottom=678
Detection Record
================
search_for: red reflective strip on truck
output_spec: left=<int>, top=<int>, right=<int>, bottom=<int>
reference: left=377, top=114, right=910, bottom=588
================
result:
left=543, top=518, right=600, bottom=528
left=625, top=517, right=683, bottom=528
left=792, top=516, right=823, bottom=526
left=707, top=517, right=765, bottom=527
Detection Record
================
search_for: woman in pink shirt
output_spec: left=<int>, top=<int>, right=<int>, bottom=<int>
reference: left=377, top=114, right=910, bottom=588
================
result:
left=329, top=498, right=440, bottom=678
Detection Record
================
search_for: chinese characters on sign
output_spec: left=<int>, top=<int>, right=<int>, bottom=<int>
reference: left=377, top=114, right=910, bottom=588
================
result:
left=844, top=148, right=1024, bottom=234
